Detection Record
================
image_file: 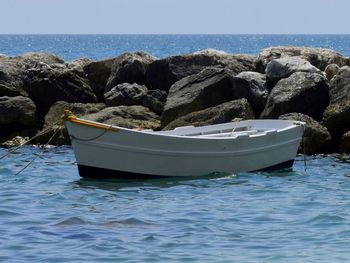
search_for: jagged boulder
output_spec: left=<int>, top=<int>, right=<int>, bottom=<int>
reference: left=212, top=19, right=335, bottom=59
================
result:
left=324, top=64, right=340, bottom=81
left=105, top=52, right=157, bottom=92
left=16, top=52, right=65, bottom=65
left=161, top=67, right=235, bottom=126
left=322, top=101, right=350, bottom=140
left=104, top=83, right=148, bottom=107
left=279, top=113, right=332, bottom=154
left=24, top=67, right=97, bottom=119
left=260, top=72, right=329, bottom=121
left=142, top=89, right=167, bottom=115
left=82, top=58, right=115, bottom=101
left=235, top=71, right=268, bottom=116
left=84, top=105, right=160, bottom=130
left=146, top=50, right=257, bottom=92
left=328, top=66, right=350, bottom=103
left=265, top=57, right=322, bottom=88
left=257, top=46, right=348, bottom=72
left=0, top=60, right=27, bottom=97
left=163, top=98, right=255, bottom=130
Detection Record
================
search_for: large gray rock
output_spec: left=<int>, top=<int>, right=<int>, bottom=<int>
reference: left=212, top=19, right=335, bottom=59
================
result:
left=24, top=67, right=97, bottom=119
left=328, top=66, right=350, bottom=104
left=146, top=50, right=257, bottom=92
left=105, top=52, right=157, bottom=92
left=266, top=57, right=322, bottom=88
left=142, top=89, right=167, bottom=115
left=84, top=105, right=160, bottom=130
left=82, top=58, right=114, bottom=101
left=0, top=60, right=27, bottom=97
left=163, top=98, right=255, bottom=130
left=257, top=46, right=348, bottom=72
left=104, top=83, right=148, bottom=107
left=260, top=72, right=329, bottom=121
left=0, top=96, right=38, bottom=126
left=161, top=67, right=235, bottom=126
left=235, top=71, right=268, bottom=116
left=279, top=113, right=332, bottom=154
left=37, top=101, right=107, bottom=145
left=322, top=101, right=350, bottom=139
left=16, top=52, right=65, bottom=65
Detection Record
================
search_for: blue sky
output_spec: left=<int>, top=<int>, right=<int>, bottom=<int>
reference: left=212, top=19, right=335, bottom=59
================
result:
left=1, top=0, right=349, bottom=34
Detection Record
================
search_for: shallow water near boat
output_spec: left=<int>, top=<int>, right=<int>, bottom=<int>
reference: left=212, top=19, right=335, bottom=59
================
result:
left=1, top=146, right=350, bottom=262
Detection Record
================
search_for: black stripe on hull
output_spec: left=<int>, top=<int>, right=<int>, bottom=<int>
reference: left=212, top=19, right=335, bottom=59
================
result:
left=77, top=160, right=295, bottom=179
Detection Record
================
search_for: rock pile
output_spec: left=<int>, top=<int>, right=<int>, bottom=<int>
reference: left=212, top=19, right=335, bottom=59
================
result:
left=1, top=46, right=349, bottom=153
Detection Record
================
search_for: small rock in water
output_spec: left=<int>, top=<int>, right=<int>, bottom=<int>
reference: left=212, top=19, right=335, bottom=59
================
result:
left=1, top=136, right=28, bottom=147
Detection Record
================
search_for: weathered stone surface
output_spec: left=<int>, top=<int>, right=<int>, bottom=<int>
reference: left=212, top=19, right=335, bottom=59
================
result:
left=105, top=52, right=157, bottom=92
left=324, top=64, right=340, bottom=81
left=0, top=60, right=27, bottom=97
left=339, top=131, right=350, bottom=153
left=16, top=52, right=65, bottom=65
left=279, top=113, right=332, bottom=154
left=322, top=101, right=350, bottom=139
left=104, top=83, right=148, bottom=107
left=37, top=101, right=107, bottom=145
left=257, top=46, right=348, bottom=71
left=146, top=50, right=257, bottom=92
left=84, top=105, right=160, bottom=130
left=161, top=67, right=235, bottom=126
left=142, top=89, right=167, bottom=115
left=82, top=58, right=114, bottom=101
left=0, top=96, right=38, bottom=126
left=328, top=66, right=350, bottom=104
left=265, top=57, right=322, bottom=88
left=24, top=67, right=97, bottom=119
left=235, top=71, right=268, bottom=116
left=260, top=72, right=329, bottom=121
left=164, top=98, right=255, bottom=130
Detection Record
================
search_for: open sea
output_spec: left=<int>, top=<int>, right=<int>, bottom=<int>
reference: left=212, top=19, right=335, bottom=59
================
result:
left=1, top=35, right=350, bottom=262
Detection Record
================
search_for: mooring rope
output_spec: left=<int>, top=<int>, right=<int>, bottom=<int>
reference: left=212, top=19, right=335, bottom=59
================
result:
left=14, top=127, right=60, bottom=176
left=69, top=125, right=114, bottom=142
left=0, top=119, right=62, bottom=160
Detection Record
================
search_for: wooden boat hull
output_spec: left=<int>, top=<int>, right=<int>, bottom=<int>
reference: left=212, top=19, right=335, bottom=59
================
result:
left=65, top=117, right=304, bottom=178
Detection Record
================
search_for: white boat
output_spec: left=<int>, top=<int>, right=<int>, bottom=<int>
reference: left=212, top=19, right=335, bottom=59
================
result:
left=63, top=110, right=305, bottom=179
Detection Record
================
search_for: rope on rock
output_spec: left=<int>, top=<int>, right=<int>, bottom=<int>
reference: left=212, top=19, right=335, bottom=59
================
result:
left=0, top=119, right=62, bottom=161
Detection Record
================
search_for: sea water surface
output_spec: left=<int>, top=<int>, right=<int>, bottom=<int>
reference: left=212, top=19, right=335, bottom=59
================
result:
left=0, top=146, right=350, bottom=262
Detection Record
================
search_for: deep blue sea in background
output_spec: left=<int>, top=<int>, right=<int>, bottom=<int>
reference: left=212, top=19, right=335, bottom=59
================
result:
left=0, top=34, right=350, bottom=61
left=1, top=35, right=350, bottom=262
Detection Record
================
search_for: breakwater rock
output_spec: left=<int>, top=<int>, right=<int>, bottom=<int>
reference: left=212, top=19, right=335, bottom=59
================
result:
left=1, top=47, right=350, bottom=153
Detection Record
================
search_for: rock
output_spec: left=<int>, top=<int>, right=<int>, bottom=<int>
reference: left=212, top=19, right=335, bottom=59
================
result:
left=37, top=101, right=107, bottom=145
left=279, top=113, right=332, bottom=154
left=322, top=101, right=350, bottom=140
left=235, top=71, right=268, bottom=116
left=104, top=83, right=148, bottom=107
left=0, top=96, right=38, bottom=126
left=82, top=58, right=114, bottom=101
left=0, top=60, right=27, bottom=97
left=324, top=64, right=340, bottom=81
left=105, top=52, right=157, bottom=92
left=257, top=46, right=348, bottom=71
left=142, top=89, right=167, bottom=115
left=163, top=98, right=255, bottom=130
left=1, top=136, right=29, bottom=147
left=161, top=67, right=235, bottom=126
left=260, top=72, right=329, bottom=121
left=328, top=66, right=350, bottom=104
left=84, top=105, right=160, bottom=130
left=16, top=52, right=65, bottom=65
left=265, top=57, right=322, bottom=88
left=146, top=51, right=257, bottom=92
left=24, top=67, right=97, bottom=119
left=339, top=131, right=350, bottom=153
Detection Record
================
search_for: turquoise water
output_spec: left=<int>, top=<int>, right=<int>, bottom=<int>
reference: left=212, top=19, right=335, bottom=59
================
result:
left=1, top=146, right=350, bottom=262
left=0, top=34, right=350, bottom=61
